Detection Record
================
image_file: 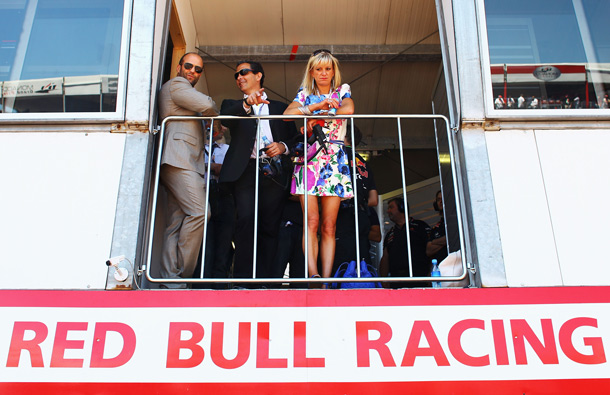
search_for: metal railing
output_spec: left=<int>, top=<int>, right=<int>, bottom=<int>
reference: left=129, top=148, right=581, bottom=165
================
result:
left=145, top=114, right=468, bottom=287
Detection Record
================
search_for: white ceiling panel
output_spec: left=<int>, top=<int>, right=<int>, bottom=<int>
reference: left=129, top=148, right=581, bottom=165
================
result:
left=386, top=0, right=440, bottom=44
left=184, top=0, right=444, bottom=149
left=191, top=0, right=285, bottom=45
left=282, top=0, right=392, bottom=45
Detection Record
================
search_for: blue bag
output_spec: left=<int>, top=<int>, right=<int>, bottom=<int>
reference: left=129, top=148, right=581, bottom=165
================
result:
left=332, top=260, right=382, bottom=289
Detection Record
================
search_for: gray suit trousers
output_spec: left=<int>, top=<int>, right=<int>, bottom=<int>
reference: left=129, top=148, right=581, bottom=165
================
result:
left=160, top=164, right=207, bottom=288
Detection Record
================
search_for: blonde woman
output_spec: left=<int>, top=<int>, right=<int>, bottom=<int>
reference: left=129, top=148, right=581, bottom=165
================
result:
left=284, top=49, right=355, bottom=283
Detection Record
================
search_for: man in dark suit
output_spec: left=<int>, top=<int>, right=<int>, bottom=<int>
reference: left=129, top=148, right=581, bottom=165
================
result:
left=220, top=61, right=298, bottom=283
left=158, top=52, right=218, bottom=288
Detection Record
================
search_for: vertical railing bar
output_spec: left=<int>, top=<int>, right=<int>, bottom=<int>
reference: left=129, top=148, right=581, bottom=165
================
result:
left=62, top=77, right=66, bottom=112
left=252, top=119, right=262, bottom=278
left=442, top=115, right=469, bottom=280
left=146, top=114, right=470, bottom=286
left=396, top=117, right=413, bottom=278
left=349, top=118, right=361, bottom=277
left=303, top=116, right=309, bottom=279
left=431, top=105, right=449, bottom=277
left=199, top=119, right=214, bottom=279
left=145, top=117, right=168, bottom=282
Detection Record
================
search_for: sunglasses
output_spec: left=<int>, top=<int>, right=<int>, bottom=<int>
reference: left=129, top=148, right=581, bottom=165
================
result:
left=182, top=62, right=203, bottom=74
left=313, top=49, right=332, bottom=56
left=234, top=68, right=254, bottom=79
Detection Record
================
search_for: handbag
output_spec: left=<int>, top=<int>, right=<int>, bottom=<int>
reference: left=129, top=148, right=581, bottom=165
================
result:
left=332, top=260, right=381, bottom=289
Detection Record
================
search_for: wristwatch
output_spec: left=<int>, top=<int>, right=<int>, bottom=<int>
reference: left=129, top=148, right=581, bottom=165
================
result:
left=243, top=98, right=250, bottom=107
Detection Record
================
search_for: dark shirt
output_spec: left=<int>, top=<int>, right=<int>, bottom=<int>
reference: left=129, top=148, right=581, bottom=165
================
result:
left=383, top=218, right=431, bottom=287
left=340, top=150, right=376, bottom=210
left=429, top=217, right=448, bottom=263
left=282, top=198, right=303, bottom=227
left=368, top=207, right=379, bottom=228
left=334, top=150, right=377, bottom=271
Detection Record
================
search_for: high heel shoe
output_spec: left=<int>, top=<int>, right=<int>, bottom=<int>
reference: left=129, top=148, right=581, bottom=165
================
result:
left=309, top=274, right=322, bottom=289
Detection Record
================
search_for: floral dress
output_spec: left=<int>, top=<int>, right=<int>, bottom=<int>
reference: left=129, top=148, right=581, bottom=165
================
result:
left=291, top=83, right=354, bottom=199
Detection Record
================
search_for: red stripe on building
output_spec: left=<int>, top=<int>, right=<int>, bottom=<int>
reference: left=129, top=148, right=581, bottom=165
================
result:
left=2, top=379, right=610, bottom=394
left=289, top=45, right=299, bottom=61
left=1, top=287, right=610, bottom=308
left=508, top=65, right=586, bottom=74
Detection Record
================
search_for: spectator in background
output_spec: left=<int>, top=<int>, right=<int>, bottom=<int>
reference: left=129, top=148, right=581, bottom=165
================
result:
left=518, top=94, right=525, bottom=109
left=194, top=125, right=235, bottom=288
left=367, top=206, right=382, bottom=270
left=379, top=198, right=431, bottom=288
left=333, top=124, right=378, bottom=274
left=272, top=196, right=306, bottom=288
left=572, top=96, right=580, bottom=109
left=494, top=95, right=505, bottom=109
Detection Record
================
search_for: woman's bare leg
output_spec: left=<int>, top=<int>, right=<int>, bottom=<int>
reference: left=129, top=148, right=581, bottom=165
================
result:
left=300, top=194, right=320, bottom=277
left=319, top=196, right=341, bottom=278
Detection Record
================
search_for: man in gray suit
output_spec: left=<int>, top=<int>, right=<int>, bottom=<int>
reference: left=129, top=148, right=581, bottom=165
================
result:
left=158, top=52, right=219, bottom=288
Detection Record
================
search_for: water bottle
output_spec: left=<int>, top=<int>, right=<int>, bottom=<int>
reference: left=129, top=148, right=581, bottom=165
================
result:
left=263, top=136, right=280, bottom=161
left=261, top=136, right=282, bottom=176
left=431, top=259, right=441, bottom=288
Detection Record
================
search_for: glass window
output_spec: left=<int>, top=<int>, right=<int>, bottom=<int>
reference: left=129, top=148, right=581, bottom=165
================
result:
left=0, top=0, right=124, bottom=114
left=483, top=0, right=610, bottom=110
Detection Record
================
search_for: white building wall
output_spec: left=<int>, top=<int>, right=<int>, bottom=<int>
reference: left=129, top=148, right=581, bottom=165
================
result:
left=0, top=132, right=125, bottom=289
left=535, top=129, right=610, bottom=286
left=486, top=128, right=610, bottom=286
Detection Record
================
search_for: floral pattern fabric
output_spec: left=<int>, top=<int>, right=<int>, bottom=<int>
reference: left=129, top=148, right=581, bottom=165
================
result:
left=291, top=84, right=354, bottom=198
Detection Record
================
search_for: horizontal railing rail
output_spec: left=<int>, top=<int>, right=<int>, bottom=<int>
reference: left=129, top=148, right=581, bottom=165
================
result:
left=145, top=114, right=468, bottom=286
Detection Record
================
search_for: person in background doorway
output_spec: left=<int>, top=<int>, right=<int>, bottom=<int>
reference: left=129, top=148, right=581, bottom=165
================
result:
left=158, top=52, right=219, bottom=288
left=272, top=195, right=306, bottom=288
left=333, top=124, right=377, bottom=275
left=379, top=198, right=431, bottom=288
left=367, top=206, right=382, bottom=270
left=193, top=125, right=235, bottom=289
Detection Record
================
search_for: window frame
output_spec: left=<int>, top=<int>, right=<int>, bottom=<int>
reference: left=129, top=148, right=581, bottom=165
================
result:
left=475, top=0, right=610, bottom=120
left=0, top=0, right=133, bottom=123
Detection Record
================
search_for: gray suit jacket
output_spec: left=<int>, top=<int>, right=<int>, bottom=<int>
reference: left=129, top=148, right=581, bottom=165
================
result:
left=159, top=76, right=218, bottom=175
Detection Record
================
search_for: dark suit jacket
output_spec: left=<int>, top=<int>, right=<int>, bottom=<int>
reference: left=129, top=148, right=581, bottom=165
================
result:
left=219, top=99, right=298, bottom=187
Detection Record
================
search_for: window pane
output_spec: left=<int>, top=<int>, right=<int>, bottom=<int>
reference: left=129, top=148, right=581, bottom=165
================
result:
left=484, top=0, right=610, bottom=110
left=0, top=0, right=124, bottom=114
